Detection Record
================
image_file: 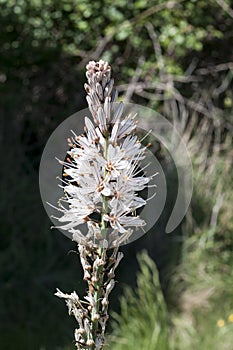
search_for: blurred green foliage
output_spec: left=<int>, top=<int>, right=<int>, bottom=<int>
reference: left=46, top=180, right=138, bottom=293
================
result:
left=109, top=248, right=233, bottom=350
left=0, top=0, right=230, bottom=76
left=109, top=252, right=169, bottom=350
left=0, top=0, right=233, bottom=349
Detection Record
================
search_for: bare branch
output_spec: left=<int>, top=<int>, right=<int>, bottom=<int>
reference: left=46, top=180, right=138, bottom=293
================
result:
left=210, top=192, right=224, bottom=229
left=130, top=0, right=186, bottom=25
left=215, top=0, right=233, bottom=19
left=196, top=62, right=233, bottom=75
left=78, top=0, right=186, bottom=69
left=124, top=56, right=145, bottom=103
left=146, top=22, right=165, bottom=80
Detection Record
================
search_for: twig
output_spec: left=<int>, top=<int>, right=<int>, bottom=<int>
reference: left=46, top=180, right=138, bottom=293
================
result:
left=210, top=192, right=224, bottom=229
left=196, top=62, right=233, bottom=75
left=215, top=0, right=233, bottom=19
left=78, top=0, right=186, bottom=68
left=124, top=56, right=145, bottom=102
left=146, top=22, right=165, bottom=80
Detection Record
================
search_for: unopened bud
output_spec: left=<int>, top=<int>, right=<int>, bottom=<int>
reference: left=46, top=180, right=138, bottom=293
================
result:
left=86, top=339, right=95, bottom=346
left=91, top=276, right=98, bottom=283
left=76, top=328, right=85, bottom=335
left=93, top=313, right=100, bottom=321
left=101, top=297, right=109, bottom=307
left=84, top=271, right=91, bottom=280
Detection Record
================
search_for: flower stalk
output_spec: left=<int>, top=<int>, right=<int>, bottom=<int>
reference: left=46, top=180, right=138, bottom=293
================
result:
left=55, top=243, right=123, bottom=349
left=53, top=60, right=153, bottom=349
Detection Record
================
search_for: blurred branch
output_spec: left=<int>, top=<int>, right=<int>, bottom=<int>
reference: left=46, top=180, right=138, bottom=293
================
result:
left=215, top=0, right=233, bottom=18
left=130, top=0, right=186, bottom=25
left=78, top=34, right=114, bottom=68
left=124, top=56, right=145, bottom=102
left=146, top=22, right=165, bottom=80
left=210, top=192, right=224, bottom=229
left=117, top=80, right=215, bottom=118
left=213, top=70, right=233, bottom=97
left=184, top=58, right=199, bottom=76
left=196, top=62, right=233, bottom=75
left=78, top=0, right=186, bottom=68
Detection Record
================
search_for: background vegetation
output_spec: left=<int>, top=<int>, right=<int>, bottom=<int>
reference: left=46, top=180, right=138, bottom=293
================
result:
left=0, top=0, right=232, bottom=349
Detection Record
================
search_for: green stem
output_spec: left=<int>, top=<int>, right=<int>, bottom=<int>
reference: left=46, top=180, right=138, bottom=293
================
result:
left=91, top=136, right=109, bottom=346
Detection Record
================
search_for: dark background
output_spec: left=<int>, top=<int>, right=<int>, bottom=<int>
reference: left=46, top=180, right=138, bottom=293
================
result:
left=1, top=1, right=233, bottom=349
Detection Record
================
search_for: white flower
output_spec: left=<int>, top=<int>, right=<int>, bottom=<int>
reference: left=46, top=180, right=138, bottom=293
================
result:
left=84, top=117, right=98, bottom=143
left=51, top=60, right=155, bottom=246
left=121, top=135, right=145, bottom=160
left=116, top=114, right=137, bottom=139
left=104, top=210, right=145, bottom=234
left=101, top=144, right=129, bottom=178
left=108, top=171, right=147, bottom=213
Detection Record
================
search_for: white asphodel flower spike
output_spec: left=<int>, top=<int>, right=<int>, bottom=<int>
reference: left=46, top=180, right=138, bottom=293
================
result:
left=52, top=60, right=155, bottom=350
left=53, top=59, right=153, bottom=248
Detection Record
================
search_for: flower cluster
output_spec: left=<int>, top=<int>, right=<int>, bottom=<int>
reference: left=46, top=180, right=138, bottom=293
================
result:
left=54, top=59, right=152, bottom=247
left=52, top=60, right=155, bottom=350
